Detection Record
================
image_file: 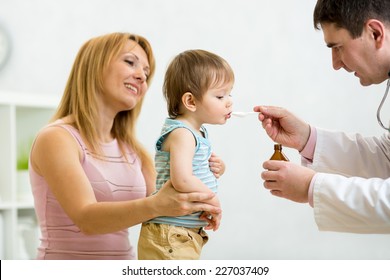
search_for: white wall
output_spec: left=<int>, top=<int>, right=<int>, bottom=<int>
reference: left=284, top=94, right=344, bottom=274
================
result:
left=1, top=0, right=390, bottom=259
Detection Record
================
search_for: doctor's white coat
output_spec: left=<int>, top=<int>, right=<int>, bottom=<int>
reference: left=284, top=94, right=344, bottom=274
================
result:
left=303, top=128, right=390, bottom=234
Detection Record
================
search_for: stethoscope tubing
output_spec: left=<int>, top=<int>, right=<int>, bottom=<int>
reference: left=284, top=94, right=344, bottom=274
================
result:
left=377, top=78, right=390, bottom=132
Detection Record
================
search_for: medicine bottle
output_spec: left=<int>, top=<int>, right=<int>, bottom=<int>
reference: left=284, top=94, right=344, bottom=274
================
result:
left=270, top=144, right=289, bottom=161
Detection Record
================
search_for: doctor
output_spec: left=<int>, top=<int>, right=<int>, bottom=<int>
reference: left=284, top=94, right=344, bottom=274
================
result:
left=255, top=0, right=390, bottom=233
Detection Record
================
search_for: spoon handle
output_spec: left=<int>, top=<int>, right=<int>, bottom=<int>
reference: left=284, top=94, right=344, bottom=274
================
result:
left=232, top=112, right=258, bottom=117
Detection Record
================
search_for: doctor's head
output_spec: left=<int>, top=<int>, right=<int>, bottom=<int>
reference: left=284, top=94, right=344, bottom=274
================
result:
left=313, top=0, right=390, bottom=85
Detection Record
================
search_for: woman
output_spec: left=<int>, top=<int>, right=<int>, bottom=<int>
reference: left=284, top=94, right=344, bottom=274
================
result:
left=29, top=32, right=221, bottom=259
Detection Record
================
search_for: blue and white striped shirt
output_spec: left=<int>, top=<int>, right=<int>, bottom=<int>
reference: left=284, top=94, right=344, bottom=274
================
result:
left=148, top=118, right=218, bottom=228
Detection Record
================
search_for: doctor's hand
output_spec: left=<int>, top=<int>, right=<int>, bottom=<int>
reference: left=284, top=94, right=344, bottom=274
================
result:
left=261, top=160, right=315, bottom=203
left=253, top=105, right=310, bottom=152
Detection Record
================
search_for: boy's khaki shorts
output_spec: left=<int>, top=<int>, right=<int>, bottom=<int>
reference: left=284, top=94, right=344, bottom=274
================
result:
left=138, top=223, right=208, bottom=260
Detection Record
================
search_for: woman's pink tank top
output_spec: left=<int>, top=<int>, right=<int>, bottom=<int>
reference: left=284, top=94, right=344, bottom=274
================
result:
left=30, top=122, right=146, bottom=259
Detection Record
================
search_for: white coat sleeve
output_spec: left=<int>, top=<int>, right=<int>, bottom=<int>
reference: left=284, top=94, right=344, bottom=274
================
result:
left=303, top=128, right=390, bottom=233
left=313, top=173, right=390, bottom=233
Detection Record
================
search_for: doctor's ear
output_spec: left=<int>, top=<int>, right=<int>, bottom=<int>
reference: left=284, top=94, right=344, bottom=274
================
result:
left=367, top=19, right=385, bottom=48
left=181, top=92, right=197, bottom=112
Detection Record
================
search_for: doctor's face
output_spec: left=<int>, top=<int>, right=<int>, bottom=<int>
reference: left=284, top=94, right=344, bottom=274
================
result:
left=322, top=22, right=386, bottom=86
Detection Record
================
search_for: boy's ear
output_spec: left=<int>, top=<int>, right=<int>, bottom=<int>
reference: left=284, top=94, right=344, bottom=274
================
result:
left=181, top=92, right=197, bottom=112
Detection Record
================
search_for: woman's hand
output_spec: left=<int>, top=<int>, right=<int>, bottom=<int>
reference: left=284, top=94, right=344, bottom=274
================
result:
left=253, top=105, right=310, bottom=151
left=153, top=180, right=221, bottom=217
left=209, top=152, right=225, bottom=178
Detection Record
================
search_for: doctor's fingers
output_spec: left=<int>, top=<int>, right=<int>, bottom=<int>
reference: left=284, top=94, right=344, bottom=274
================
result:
left=263, top=180, right=288, bottom=199
left=262, top=159, right=287, bottom=171
left=263, top=180, right=290, bottom=200
left=262, top=178, right=283, bottom=190
left=261, top=164, right=288, bottom=180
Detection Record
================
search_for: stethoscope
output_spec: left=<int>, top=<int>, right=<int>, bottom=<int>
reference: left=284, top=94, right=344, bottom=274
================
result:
left=376, top=73, right=390, bottom=131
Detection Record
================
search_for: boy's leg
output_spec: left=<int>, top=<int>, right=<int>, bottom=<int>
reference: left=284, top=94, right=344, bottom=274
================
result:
left=138, top=223, right=208, bottom=260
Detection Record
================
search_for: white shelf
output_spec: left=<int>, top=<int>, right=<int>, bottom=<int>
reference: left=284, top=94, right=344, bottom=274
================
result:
left=0, top=202, right=34, bottom=210
left=0, top=90, right=60, bottom=108
left=0, top=91, right=59, bottom=259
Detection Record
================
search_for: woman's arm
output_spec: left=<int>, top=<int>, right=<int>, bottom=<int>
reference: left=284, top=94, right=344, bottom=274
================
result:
left=31, top=126, right=220, bottom=235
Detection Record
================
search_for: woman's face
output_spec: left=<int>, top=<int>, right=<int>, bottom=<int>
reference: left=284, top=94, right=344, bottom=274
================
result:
left=100, top=40, right=150, bottom=115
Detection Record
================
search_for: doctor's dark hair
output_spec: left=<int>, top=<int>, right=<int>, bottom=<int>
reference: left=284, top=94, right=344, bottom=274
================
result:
left=163, top=49, right=234, bottom=118
left=314, top=0, right=390, bottom=38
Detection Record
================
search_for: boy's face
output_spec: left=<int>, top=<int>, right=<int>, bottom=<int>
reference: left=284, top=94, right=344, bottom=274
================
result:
left=196, top=81, right=234, bottom=125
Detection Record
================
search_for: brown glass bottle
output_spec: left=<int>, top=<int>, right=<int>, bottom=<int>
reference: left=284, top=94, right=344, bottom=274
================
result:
left=270, top=144, right=289, bottom=161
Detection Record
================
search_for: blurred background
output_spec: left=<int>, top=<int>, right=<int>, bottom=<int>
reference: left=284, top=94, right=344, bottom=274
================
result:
left=0, top=0, right=389, bottom=259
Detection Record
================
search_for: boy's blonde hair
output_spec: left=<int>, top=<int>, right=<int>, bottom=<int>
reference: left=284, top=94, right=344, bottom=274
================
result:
left=163, top=49, right=234, bottom=118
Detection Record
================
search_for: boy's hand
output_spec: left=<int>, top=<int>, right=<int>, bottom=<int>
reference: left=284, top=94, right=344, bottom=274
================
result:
left=209, top=152, right=225, bottom=178
left=200, top=211, right=222, bottom=231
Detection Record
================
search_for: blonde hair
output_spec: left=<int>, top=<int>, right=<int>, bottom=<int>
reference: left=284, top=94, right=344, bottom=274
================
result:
left=52, top=32, right=155, bottom=174
left=163, top=49, right=235, bottom=118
